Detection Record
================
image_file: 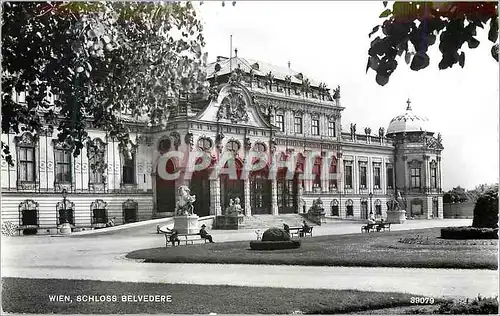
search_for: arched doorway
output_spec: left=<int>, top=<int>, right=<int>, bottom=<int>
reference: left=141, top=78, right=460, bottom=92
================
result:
left=432, top=197, right=439, bottom=218
left=156, top=159, right=177, bottom=213
left=250, top=165, right=272, bottom=214
left=220, top=158, right=244, bottom=213
left=190, top=155, right=215, bottom=217
left=360, top=198, right=368, bottom=219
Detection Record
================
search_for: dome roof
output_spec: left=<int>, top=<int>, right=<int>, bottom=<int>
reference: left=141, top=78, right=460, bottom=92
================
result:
left=387, top=99, right=433, bottom=135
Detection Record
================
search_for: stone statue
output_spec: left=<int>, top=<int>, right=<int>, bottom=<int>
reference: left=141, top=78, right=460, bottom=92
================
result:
left=332, top=85, right=341, bottom=99
left=350, top=123, right=356, bottom=135
left=225, top=197, right=243, bottom=215
left=364, top=127, right=372, bottom=135
left=233, top=197, right=244, bottom=214
left=175, top=186, right=196, bottom=216
left=378, top=127, right=385, bottom=138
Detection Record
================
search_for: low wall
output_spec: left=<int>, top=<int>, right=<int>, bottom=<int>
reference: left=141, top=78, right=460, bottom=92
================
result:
left=443, top=201, right=474, bottom=219
left=198, top=215, right=215, bottom=229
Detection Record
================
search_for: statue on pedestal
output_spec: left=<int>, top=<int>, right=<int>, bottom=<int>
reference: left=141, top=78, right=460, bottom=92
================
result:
left=175, top=185, right=196, bottom=216
left=225, top=197, right=244, bottom=215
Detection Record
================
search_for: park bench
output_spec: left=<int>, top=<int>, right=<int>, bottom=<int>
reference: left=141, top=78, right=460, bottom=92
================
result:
left=361, top=222, right=391, bottom=233
left=288, top=226, right=314, bottom=238
left=164, top=232, right=209, bottom=247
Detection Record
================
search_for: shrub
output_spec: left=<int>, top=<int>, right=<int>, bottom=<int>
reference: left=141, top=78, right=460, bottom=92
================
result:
left=441, top=226, right=498, bottom=239
left=250, top=240, right=301, bottom=250
left=262, top=227, right=290, bottom=242
left=472, top=186, right=498, bottom=229
left=437, top=296, right=498, bottom=314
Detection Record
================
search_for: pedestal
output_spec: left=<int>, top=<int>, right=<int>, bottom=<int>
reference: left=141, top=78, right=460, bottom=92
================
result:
left=386, top=210, right=407, bottom=224
left=174, top=215, right=199, bottom=234
left=59, top=223, right=72, bottom=235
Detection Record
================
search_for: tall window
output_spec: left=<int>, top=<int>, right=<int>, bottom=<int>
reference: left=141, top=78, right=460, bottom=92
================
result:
left=294, top=116, right=303, bottom=134
left=329, top=157, right=337, bottom=189
left=18, top=146, right=36, bottom=182
left=331, top=199, right=339, bottom=216
left=359, top=165, right=367, bottom=188
left=346, top=199, right=354, bottom=216
left=328, top=121, right=336, bottom=137
left=344, top=165, right=352, bottom=188
left=387, top=166, right=394, bottom=189
left=313, top=157, right=322, bottom=189
left=88, top=139, right=106, bottom=184
left=226, top=140, right=240, bottom=152
left=375, top=199, right=382, bottom=215
left=410, top=168, right=421, bottom=188
left=311, top=118, right=319, bottom=135
left=276, top=114, right=284, bottom=132
left=373, top=165, right=381, bottom=189
left=430, top=167, right=437, bottom=188
left=55, top=148, right=72, bottom=183
left=122, top=152, right=136, bottom=185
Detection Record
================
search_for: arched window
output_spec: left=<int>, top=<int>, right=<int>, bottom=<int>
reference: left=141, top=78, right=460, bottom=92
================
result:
left=57, top=196, right=75, bottom=226
left=331, top=199, right=339, bottom=216
left=158, top=138, right=171, bottom=154
left=375, top=199, right=382, bottom=216
left=197, top=137, right=213, bottom=151
left=329, top=156, right=337, bottom=190
left=88, top=138, right=106, bottom=185
left=226, top=140, right=240, bottom=152
left=19, top=199, right=39, bottom=228
left=15, top=132, right=37, bottom=185
left=53, top=140, right=72, bottom=184
left=253, top=142, right=266, bottom=153
left=120, top=141, right=137, bottom=186
left=346, top=199, right=354, bottom=216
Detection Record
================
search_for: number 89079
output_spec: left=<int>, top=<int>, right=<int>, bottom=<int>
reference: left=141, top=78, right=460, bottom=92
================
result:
left=410, top=297, right=435, bottom=304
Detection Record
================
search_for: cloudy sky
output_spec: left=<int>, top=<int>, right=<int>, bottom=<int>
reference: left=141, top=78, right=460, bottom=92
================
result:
left=195, top=1, right=499, bottom=190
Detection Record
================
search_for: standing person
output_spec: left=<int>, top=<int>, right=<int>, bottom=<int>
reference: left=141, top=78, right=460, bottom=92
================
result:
left=199, top=224, right=214, bottom=243
left=299, top=220, right=310, bottom=237
left=283, top=223, right=290, bottom=234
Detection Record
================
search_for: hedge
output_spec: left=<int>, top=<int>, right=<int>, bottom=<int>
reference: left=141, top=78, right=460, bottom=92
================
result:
left=441, top=226, right=498, bottom=239
left=261, top=227, right=291, bottom=242
left=249, top=240, right=301, bottom=250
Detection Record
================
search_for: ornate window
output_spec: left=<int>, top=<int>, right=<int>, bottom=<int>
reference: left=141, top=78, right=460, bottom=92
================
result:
left=253, top=142, right=266, bottom=153
left=312, top=156, right=322, bottom=189
left=276, top=114, right=284, bottom=132
left=294, top=116, right=303, bottom=134
left=346, top=199, right=354, bottom=216
left=344, top=164, right=353, bottom=189
left=54, top=141, right=72, bottom=183
left=56, top=197, right=75, bottom=226
left=430, top=160, right=437, bottom=188
left=328, top=121, right=336, bottom=137
left=331, top=199, right=339, bottom=216
left=88, top=138, right=106, bottom=185
left=90, top=199, right=108, bottom=227
left=158, top=138, right=171, bottom=154
left=226, top=140, right=240, bottom=152
left=123, top=199, right=138, bottom=224
left=359, top=164, right=367, bottom=189
left=410, top=168, right=421, bottom=188
left=121, top=142, right=137, bottom=185
left=19, top=199, right=39, bottom=228
left=375, top=199, right=382, bottom=215
left=386, top=164, right=394, bottom=189
left=15, top=132, right=37, bottom=184
left=197, top=137, right=213, bottom=151
left=329, top=156, right=337, bottom=189
left=311, top=118, right=319, bottom=136
left=373, top=164, right=381, bottom=189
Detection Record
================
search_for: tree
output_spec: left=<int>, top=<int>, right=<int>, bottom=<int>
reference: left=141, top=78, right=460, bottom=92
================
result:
left=472, top=185, right=498, bottom=229
left=443, top=186, right=468, bottom=203
left=367, top=1, right=498, bottom=86
left=466, top=183, right=499, bottom=202
left=2, top=1, right=210, bottom=173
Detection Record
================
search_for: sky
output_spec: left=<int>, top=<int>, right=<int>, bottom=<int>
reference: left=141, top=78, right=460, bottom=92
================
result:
left=195, top=1, right=499, bottom=190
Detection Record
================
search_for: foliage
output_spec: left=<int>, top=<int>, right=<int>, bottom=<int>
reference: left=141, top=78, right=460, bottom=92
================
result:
left=2, top=1, right=209, bottom=172
left=437, top=295, right=499, bottom=314
left=367, top=2, right=498, bottom=86
left=1, top=221, right=19, bottom=236
left=441, top=226, right=498, bottom=239
left=249, top=240, right=301, bottom=250
left=443, top=186, right=468, bottom=203
left=261, top=227, right=291, bottom=242
left=466, top=183, right=498, bottom=202
left=472, top=185, right=499, bottom=229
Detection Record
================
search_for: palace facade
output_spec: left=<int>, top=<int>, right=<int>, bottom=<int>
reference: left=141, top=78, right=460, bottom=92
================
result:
left=1, top=55, right=444, bottom=234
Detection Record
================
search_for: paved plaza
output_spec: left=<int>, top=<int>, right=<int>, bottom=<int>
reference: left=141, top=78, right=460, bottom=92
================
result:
left=2, top=219, right=498, bottom=299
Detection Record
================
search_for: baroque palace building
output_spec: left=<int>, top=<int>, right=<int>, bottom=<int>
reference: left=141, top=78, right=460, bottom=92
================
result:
left=1, top=54, right=444, bottom=234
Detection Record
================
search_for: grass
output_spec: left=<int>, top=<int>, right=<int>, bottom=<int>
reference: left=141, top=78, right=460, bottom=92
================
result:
left=127, top=228, right=498, bottom=269
left=1, top=277, right=438, bottom=314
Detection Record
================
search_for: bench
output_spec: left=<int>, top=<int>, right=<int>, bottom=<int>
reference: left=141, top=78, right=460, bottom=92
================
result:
left=288, top=226, right=314, bottom=238
left=164, top=232, right=209, bottom=247
left=361, top=222, right=391, bottom=233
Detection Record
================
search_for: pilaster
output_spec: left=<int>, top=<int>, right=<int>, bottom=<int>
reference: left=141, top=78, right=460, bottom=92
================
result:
left=210, top=178, right=221, bottom=216
left=271, top=179, right=279, bottom=215
left=244, top=179, right=251, bottom=216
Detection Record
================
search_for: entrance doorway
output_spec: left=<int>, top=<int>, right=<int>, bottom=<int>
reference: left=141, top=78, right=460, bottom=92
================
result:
left=156, top=159, right=176, bottom=213
left=220, top=158, right=244, bottom=213
left=432, top=197, right=439, bottom=218
left=250, top=169, right=272, bottom=214
left=360, top=199, right=368, bottom=219
left=277, top=174, right=298, bottom=214
left=190, top=169, right=211, bottom=217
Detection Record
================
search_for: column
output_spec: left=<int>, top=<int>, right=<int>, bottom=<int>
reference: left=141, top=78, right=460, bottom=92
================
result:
left=403, top=155, right=409, bottom=191
left=367, top=158, right=372, bottom=193
left=271, top=179, right=279, bottom=215
left=244, top=179, right=251, bottom=216
left=381, top=161, right=386, bottom=195
left=337, top=154, right=344, bottom=217
left=321, top=152, right=329, bottom=192
left=437, top=156, right=443, bottom=192
left=424, top=155, right=431, bottom=191
left=353, top=157, right=359, bottom=194
left=210, top=178, right=221, bottom=216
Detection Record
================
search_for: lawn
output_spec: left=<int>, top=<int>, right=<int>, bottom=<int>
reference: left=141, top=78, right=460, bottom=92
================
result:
left=127, top=228, right=498, bottom=269
left=1, top=277, right=438, bottom=314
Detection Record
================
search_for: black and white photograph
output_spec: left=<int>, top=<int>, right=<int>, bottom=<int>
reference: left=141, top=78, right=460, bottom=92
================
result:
left=1, top=1, right=499, bottom=315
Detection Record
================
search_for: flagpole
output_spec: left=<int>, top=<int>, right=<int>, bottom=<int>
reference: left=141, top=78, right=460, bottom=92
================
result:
left=229, top=34, right=233, bottom=72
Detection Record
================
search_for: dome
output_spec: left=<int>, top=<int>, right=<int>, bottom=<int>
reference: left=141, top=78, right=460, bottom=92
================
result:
left=386, top=99, right=433, bottom=135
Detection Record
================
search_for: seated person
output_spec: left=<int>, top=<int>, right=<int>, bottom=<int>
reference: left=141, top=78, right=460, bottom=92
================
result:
left=199, top=224, right=214, bottom=243
left=376, top=218, right=386, bottom=231
left=165, top=227, right=180, bottom=246
left=299, top=220, right=310, bottom=237
left=283, top=223, right=290, bottom=234
left=368, top=213, right=376, bottom=225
